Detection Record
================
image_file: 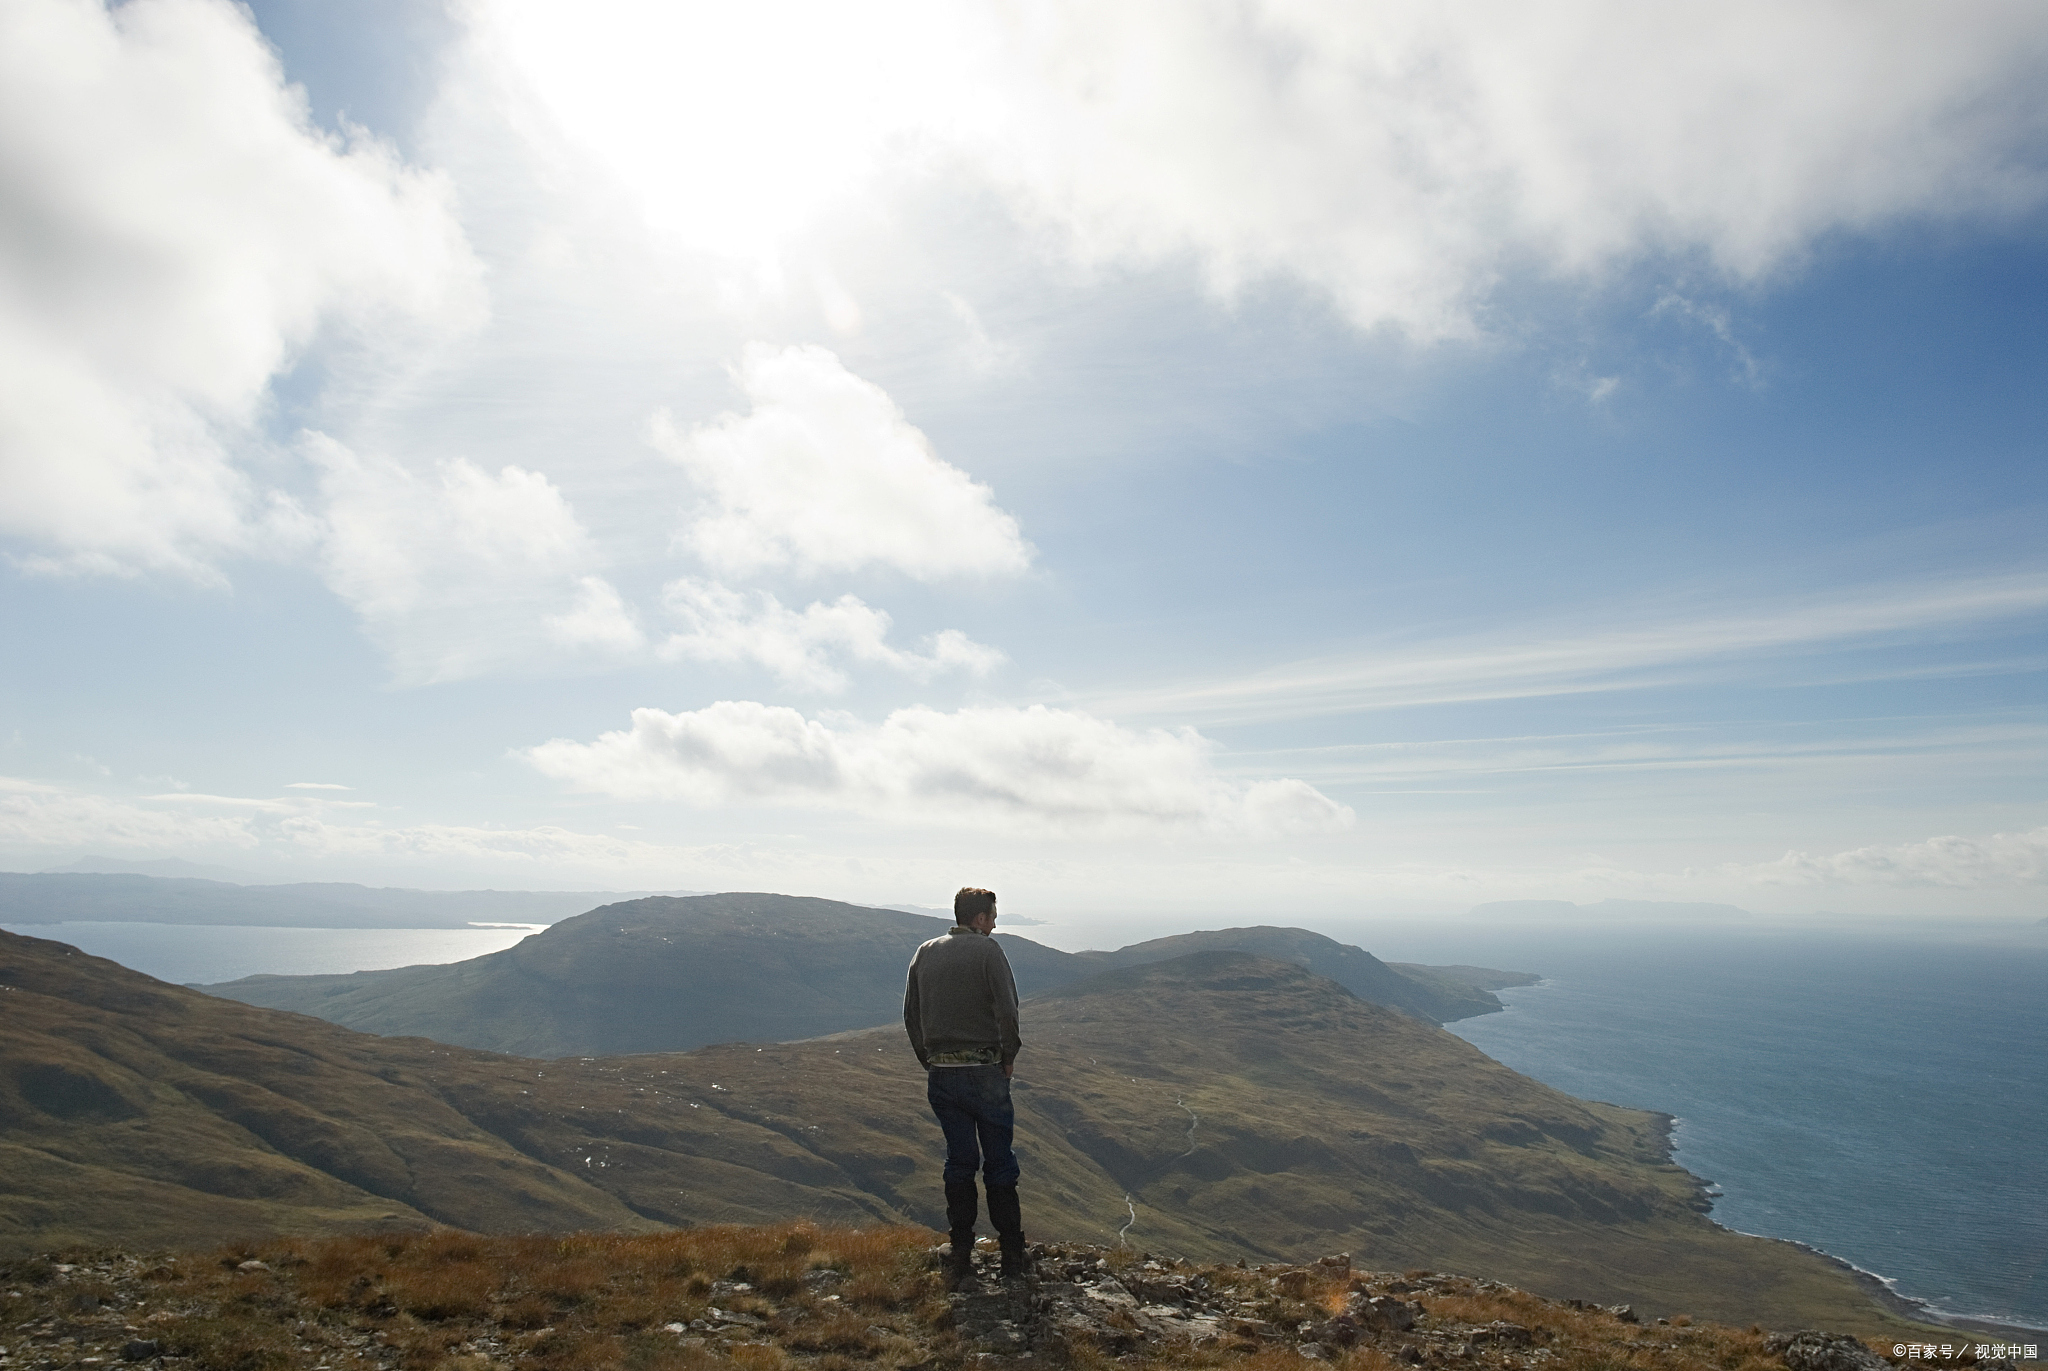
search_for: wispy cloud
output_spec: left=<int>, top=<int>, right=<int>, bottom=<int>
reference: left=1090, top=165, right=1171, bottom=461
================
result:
left=657, top=578, right=1003, bottom=693
left=0, top=776, right=679, bottom=877
left=0, top=779, right=263, bottom=852
left=1653, top=293, right=1761, bottom=385
left=1230, top=720, right=2048, bottom=794
left=1082, top=572, right=2048, bottom=724
left=1742, top=825, right=2048, bottom=889
left=143, top=793, right=295, bottom=811
left=310, top=435, right=644, bottom=684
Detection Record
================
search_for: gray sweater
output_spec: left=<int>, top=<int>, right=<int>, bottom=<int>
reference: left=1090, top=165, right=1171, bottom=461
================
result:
left=903, top=927, right=1021, bottom=1069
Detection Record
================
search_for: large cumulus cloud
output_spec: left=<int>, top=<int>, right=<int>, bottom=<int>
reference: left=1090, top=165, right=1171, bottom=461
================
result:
left=480, top=0, right=2048, bottom=337
left=0, top=0, right=481, bottom=576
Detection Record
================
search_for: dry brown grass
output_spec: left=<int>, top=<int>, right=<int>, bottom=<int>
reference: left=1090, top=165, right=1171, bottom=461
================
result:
left=780, top=1311, right=889, bottom=1355
left=17, top=1223, right=930, bottom=1371
left=1, top=1229, right=1918, bottom=1371
left=1428, top=1289, right=1586, bottom=1335
left=268, top=1222, right=934, bottom=1335
left=151, top=1313, right=295, bottom=1371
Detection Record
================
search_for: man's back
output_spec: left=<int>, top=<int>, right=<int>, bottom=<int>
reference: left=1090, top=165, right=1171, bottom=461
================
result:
left=903, top=926, right=1020, bottom=1068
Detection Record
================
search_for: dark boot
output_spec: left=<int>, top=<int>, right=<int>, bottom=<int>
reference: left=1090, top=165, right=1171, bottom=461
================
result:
left=986, top=1183, right=1028, bottom=1279
left=943, top=1180, right=979, bottom=1282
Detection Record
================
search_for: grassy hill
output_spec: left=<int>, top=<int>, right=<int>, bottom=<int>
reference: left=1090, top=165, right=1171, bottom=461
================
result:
left=194, top=894, right=1520, bottom=1056
left=1073, top=925, right=1512, bottom=1022
left=0, top=927, right=1925, bottom=1333
left=190, top=894, right=1082, bottom=1057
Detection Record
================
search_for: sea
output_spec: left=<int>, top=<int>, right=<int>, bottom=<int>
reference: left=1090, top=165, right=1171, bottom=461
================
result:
left=0, top=920, right=549, bottom=984
left=9, top=915, right=2044, bottom=1330
left=1346, top=921, right=2048, bottom=1333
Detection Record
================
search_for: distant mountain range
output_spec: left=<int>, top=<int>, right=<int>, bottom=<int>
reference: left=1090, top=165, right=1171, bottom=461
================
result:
left=0, top=871, right=704, bottom=928
left=42, top=855, right=266, bottom=883
left=0, top=925, right=1910, bottom=1332
left=194, top=894, right=1529, bottom=1055
left=1470, top=899, right=1754, bottom=920
left=3, top=870, right=1784, bottom=932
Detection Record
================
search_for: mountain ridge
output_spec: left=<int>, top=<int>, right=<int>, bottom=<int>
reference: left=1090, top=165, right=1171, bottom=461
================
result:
left=195, top=894, right=1082, bottom=1056
left=1469, top=899, right=1754, bottom=921
left=1072, top=924, right=1512, bottom=1021
left=192, top=893, right=1523, bottom=1054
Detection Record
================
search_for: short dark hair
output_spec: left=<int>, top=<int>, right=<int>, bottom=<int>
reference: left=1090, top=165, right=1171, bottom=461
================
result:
left=954, top=887, right=996, bottom=924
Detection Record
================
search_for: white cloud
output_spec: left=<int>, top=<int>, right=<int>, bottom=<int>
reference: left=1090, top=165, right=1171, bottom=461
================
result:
left=523, top=700, right=1353, bottom=836
left=1747, top=827, right=2048, bottom=889
left=0, top=0, right=482, bottom=576
left=657, top=577, right=1004, bottom=692
left=469, top=0, right=977, bottom=262
left=274, top=815, right=664, bottom=869
left=310, top=434, right=642, bottom=683
left=546, top=576, right=648, bottom=655
left=650, top=343, right=1033, bottom=580
left=478, top=1, right=2048, bottom=338
left=975, top=3, right=2048, bottom=334
left=142, top=792, right=293, bottom=811
left=0, top=774, right=680, bottom=879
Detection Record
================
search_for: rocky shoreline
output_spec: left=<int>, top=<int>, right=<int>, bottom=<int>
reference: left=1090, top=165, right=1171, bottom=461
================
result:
left=1638, top=1113, right=2037, bottom=1341
left=1765, top=1242, right=2043, bottom=1342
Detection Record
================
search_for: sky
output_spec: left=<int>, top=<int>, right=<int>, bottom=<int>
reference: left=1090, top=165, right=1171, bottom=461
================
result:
left=2, top=0, right=2046, bottom=926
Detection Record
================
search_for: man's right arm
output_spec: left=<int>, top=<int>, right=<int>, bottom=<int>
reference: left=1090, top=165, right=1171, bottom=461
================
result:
left=903, top=950, right=930, bottom=1069
left=989, top=942, right=1021, bottom=1075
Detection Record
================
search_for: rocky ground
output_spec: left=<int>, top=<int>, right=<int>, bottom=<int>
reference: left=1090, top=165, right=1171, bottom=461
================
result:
left=0, top=1226, right=2021, bottom=1371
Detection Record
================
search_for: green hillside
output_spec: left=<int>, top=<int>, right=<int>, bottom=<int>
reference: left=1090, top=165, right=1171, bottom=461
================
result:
left=1076, top=925, right=1516, bottom=1021
left=1, top=927, right=1919, bottom=1333
left=192, top=894, right=1079, bottom=1056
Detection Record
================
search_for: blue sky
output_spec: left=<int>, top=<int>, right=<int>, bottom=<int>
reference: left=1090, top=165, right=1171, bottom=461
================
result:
left=2, top=0, right=2044, bottom=926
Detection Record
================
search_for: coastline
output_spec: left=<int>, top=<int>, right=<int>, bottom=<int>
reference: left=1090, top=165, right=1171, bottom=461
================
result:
left=1644, top=1110, right=2044, bottom=1338
left=1758, top=1237, right=2045, bottom=1340
left=1641, top=1110, right=1719, bottom=1215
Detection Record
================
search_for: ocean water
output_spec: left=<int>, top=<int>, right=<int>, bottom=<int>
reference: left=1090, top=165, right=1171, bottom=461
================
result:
left=1363, top=925, right=2048, bottom=1331
left=1, top=921, right=548, bottom=984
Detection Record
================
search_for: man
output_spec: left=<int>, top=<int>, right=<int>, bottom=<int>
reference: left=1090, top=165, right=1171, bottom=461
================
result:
left=903, top=886, right=1026, bottom=1281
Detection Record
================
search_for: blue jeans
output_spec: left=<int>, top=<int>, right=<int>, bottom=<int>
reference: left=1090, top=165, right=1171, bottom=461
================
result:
left=926, top=1065, right=1018, bottom=1186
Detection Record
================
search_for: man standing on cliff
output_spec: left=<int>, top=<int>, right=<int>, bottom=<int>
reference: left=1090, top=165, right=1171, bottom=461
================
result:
left=903, top=886, right=1026, bottom=1282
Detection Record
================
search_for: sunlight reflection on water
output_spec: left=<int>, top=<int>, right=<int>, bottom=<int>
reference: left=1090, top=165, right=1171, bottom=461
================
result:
left=2, top=920, right=548, bottom=984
